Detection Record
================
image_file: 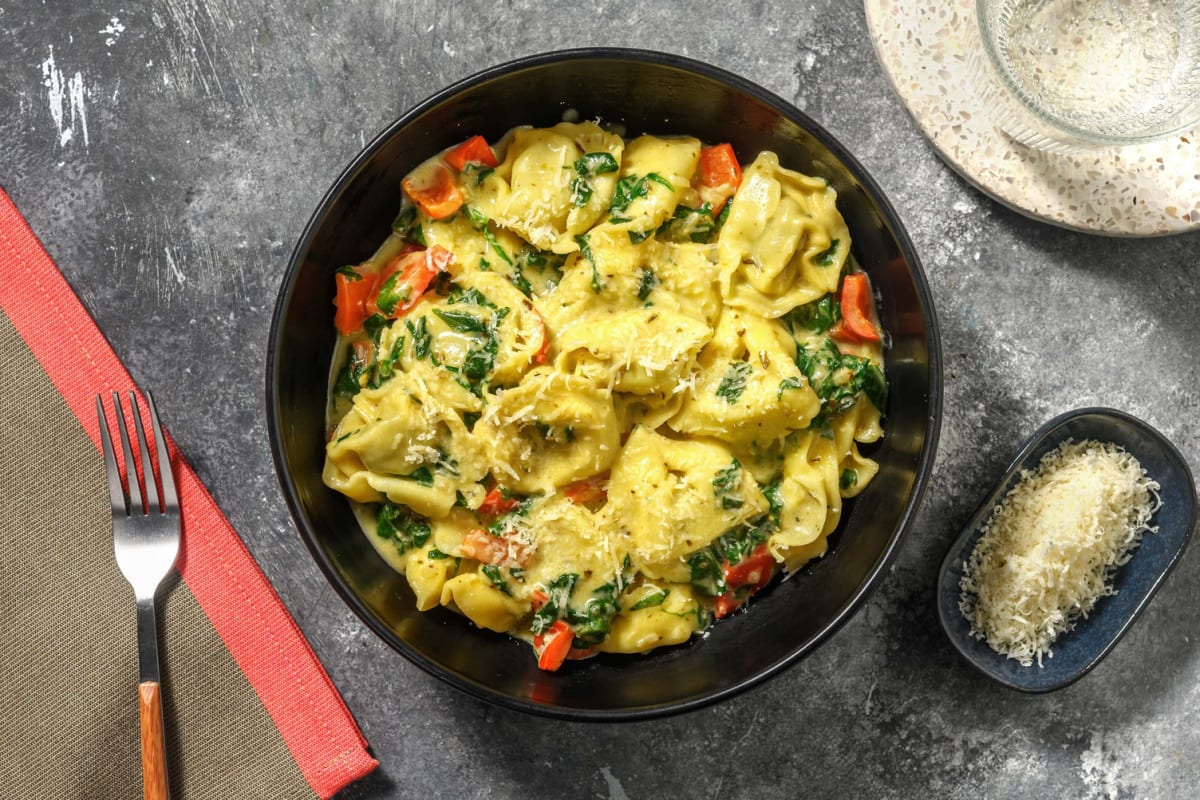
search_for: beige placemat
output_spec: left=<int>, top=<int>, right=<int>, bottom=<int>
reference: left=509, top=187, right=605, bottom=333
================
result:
left=866, top=0, right=1200, bottom=236
left=0, top=311, right=318, bottom=799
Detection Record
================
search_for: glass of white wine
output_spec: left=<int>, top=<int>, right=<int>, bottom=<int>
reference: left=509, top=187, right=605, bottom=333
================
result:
left=973, top=0, right=1200, bottom=151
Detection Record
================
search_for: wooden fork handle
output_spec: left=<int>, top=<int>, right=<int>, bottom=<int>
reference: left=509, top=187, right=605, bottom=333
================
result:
left=138, top=681, right=170, bottom=800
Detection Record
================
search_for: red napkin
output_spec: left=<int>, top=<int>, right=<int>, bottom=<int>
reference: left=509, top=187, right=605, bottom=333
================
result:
left=0, top=188, right=377, bottom=798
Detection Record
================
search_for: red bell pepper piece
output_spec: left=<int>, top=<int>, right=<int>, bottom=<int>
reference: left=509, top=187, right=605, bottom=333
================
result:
left=402, top=164, right=464, bottom=219
left=333, top=266, right=377, bottom=335
left=534, top=620, right=574, bottom=671
left=445, top=135, right=498, bottom=171
left=830, top=272, right=881, bottom=344
left=366, top=245, right=453, bottom=320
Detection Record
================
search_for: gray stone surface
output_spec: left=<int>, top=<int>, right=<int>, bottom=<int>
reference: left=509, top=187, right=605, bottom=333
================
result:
left=3, top=1, right=1199, bottom=798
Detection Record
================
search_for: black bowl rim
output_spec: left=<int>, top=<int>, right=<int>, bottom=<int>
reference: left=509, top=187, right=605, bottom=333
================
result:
left=267, top=46, right=945, bottom=720
left=935, top=406, right=1198, bottom=693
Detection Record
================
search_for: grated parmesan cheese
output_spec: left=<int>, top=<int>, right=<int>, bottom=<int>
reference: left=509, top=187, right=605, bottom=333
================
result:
left=958, top=439, right=1160, bottom=667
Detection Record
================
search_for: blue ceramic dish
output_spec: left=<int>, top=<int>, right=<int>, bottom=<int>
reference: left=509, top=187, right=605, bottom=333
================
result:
left=937, top=407, right=1197, bottom=692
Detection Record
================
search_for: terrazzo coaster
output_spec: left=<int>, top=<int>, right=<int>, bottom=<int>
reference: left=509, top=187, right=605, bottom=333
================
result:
left=865, top=0, right=1200, bottom=237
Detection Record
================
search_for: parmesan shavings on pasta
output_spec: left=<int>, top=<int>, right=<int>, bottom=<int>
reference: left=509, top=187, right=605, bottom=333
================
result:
left=958, top=439, right=1160, bottom=667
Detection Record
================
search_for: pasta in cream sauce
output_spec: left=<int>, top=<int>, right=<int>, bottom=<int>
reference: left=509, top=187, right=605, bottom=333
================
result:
left=323, top=123, right=887, bottom=670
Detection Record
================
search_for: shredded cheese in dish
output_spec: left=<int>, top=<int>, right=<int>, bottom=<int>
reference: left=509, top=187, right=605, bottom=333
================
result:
left=322, top=124, right=888, bottom=670
left=958, top=439, right=1160, bottom=667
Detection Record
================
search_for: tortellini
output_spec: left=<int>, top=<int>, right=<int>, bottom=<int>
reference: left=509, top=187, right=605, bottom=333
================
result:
left=323, top=124, right=888, bottom=669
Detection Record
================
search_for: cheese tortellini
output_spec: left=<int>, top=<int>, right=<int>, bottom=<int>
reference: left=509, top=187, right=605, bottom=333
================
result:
left=324, top=124, right=887, bottom=670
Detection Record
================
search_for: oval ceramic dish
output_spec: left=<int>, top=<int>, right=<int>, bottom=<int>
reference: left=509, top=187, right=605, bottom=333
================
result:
left=937, top=407, right=1197, bottom=692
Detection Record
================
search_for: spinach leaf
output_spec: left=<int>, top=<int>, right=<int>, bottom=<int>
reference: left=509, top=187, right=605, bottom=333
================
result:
left=840, top=469, right=858, bottom=490
left=368, top=335, right=405, bottom=387
left=532, top=572, right=579, bottom=635
left=788, top=295, right=840, bottom=334
left=796, top=340, right=888, bottom=426
left=575, top=233, right=604, bottom=293
left=434, top=308, right=489, bottom=334
left=567, top=581, right=621, bottom=644
left=687, top=547, right=726, bottom=597
left=461, top=163, right=494, bottom=186
left=464, top=205, right=513, bottom=266
left=374, top=272, right=410, bottom=316
left=482, top=564, right=512, bottom=596
left=609, top=173, right=674, bottom=223
left=569, top=151, right=620, bottom=207
left=392, top=203, right=424, bottom=245
left=405, top=466, right=434, bottom=486
left=629, top=588, right=670, bottom=611
left=405, top=317, right=431, bottom=359
left=376, top=503, right=432, bottom=554
left=716, top=361, right=752, bottom=404
left=777, top=376, right=804, bottom=400
left=333, top=344, right=370, bottom=398
left=447, top=286, right=496, bottom=308
left=712, top=459, right=744, bottom=510
left=815, top=238, right=840, bottom=267
left=657, top=203, right=715, bottom=243
left=636, top=267, right=659, bottom=301
left=362, top=313, right=388, bottom=344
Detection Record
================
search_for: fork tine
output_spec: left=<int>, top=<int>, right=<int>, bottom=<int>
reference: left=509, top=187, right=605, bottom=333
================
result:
left=144, top=391, right=178, bottom=513
left=129, top=391, right=160, bottom=515
left=112, top=391, right=144, bottom=515
left=97, top=395, right=128, bottom=514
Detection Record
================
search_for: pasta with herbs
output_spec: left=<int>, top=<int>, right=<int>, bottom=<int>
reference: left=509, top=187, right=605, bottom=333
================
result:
left=323, top=124, right=888, bottom=670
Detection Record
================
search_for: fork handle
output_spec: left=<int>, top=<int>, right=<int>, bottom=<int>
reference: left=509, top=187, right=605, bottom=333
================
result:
left=138, top=681, right=169, bottom=800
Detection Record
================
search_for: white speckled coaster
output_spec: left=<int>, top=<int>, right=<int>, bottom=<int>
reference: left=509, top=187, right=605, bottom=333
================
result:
left=865, top=0, right=1200, bottom=236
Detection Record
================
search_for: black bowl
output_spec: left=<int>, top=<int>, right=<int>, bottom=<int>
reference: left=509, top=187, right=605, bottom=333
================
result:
left=267, top=48, right=943, bottom=720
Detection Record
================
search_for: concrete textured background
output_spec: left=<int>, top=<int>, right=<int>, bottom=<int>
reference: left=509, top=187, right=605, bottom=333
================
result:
left=3, top=1, right=1200, bottom=798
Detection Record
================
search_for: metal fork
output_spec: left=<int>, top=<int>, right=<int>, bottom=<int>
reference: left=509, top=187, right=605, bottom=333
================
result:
left=98, top=390, right=179, bottom=800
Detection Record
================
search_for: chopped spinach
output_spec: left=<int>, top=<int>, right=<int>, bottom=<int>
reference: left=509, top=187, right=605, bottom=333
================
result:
left=815, top=238, right=841, bottom=267
left=374, top=272, right=410, bottom=316
left=795, top=340, right=888, bottom=426
left=712, top=459, right=744, bottom=510
left=362, top=313, right=388, bottom=344
left=609, top=173, right=674, bottom=223
left=716, top=361, right=752, bottom=404
left=567, top=580, right=621, bottom=644
left=482, top=564, right=512, bottom=595
left=629, top=588, right=670, bottom=611
left=405, top=317, right=431, bottom=359
left=687, top=547, right=726, bottom=597
left=777, top=376, right=805, bottom=400
left=333, top=344, right=370, bottom=398
left=532, top=572, right=579, bottom=635
left=569, top=151, right=620, bottom=207
left=376, top=503, right=431, bottom=554
left=688, top=520, right=773, bottom=598
left=575, top=233, right=604, bottom=293
left=840, top=469, right=858, bottom=490
left=447, top=286, right=496, bottom=308
left=368, top=335, right=405, bottom=387
left=628, top=229, right=653, bottom=244
left=464, top=205, right=513, bottom=266
left=391, top=204, right=424, bottom=245
left=636, top=267, right=659, bottom=301
left=715, top=198, right=732, bottom=230
left=762, top=477, right=784, bottom=526
left=434, top=308, right=489, bottom=334
left=461, top=163, right=494, bottom=186
left=657, top=203, right=716, bottom=243
left=788, top=295, right=840, bottom=334
left=405, top=466, right=434, bottom=486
